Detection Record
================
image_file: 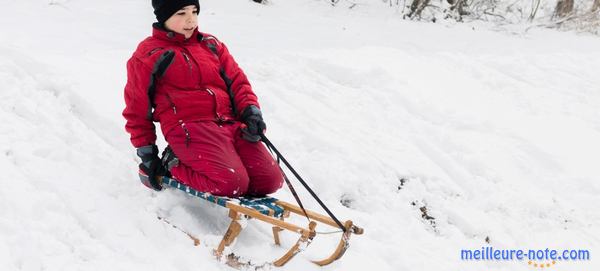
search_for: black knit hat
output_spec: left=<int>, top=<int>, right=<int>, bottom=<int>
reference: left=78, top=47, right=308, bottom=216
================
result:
left=152, top=0, right=200, bottom=24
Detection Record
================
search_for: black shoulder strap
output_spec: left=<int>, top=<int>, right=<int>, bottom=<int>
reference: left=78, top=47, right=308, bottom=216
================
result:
left=219, top=69, right=237, bottom=117
left=206, top=41, right=219, bottom=55
left=146, top=50, right=175, bottom=121
left=202, top=37, right=238, bottom=117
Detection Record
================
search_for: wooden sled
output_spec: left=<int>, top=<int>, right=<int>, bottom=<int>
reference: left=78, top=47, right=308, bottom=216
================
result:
left=160, top=176, right=364, bottom=268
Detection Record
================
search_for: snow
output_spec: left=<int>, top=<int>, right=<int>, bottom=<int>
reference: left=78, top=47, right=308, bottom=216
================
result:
left=1, top=0, right=600, bottom=270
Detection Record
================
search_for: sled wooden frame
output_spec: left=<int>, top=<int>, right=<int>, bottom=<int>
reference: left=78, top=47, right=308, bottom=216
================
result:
left=160, top=176, right=363, bottom=267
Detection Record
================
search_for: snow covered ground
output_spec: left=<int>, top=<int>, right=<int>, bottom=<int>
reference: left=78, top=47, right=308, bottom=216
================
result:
left=1, top=0, right=600, bottom=270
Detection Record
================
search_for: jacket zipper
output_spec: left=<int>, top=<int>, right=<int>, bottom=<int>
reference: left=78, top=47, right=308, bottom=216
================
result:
left=205, top=88, right=225, bottom=122
left=179, top=121, right=191, bottom=148
left=148, top=47, right=163, bottom=56
left=165, top=93, right=177, bottom=115
left=181, top=52, right=193, bottom=79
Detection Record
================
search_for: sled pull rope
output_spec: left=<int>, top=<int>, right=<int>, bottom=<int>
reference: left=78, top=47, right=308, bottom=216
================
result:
left=282, top=170, right=312, bottom=224
left=263, top=140, right=311, bottom=223
left=261, top=134, right=347, bottom=232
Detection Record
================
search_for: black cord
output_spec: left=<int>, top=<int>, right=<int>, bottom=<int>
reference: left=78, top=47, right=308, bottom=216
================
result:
left=261, top=135, right=347, bottom=232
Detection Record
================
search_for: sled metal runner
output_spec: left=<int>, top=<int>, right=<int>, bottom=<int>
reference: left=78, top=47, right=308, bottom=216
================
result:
left=160, top=176, right=364, bottom=268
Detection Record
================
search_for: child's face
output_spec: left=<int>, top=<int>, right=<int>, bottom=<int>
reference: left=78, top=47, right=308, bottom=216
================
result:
left=164, top=5, right=198, bottom=39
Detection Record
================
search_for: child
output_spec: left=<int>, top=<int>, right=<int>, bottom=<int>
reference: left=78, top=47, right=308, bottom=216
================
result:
left=122, top=0, right=283, bottom=197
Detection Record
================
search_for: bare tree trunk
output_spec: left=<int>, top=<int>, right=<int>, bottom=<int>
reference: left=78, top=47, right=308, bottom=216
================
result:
left=529, top=0, right=541, bottom=21
left=407, top=0, right=431, bottom=18
left=554, top=0, right=574, bottom=18
left=451, top=0, right=469, bottom=16
left=592, top=0, right=600, bottom=12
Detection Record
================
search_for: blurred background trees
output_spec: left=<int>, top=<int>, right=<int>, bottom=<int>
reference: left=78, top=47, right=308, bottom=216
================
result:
left=286, top=0, right=600, bottom=34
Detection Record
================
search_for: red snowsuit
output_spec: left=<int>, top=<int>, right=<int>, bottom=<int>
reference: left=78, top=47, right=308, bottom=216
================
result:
left=123, top=25, right=283, bottom=197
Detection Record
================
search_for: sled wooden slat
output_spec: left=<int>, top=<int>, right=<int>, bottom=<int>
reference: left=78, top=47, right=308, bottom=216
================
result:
left=273, top=221, right=316, bottom=267
left=160, top=176, right=363, bottom=268
left=276, top=200, right=341, bottom=228
left=312, top=220, right=353, bottom=266
left=277, top=200, right=364, bottom=235
left=272, top=226, right=284, bottom=246
left=162, top=177, right=286, bottom=217
left=215, top=211, right=243, bottom=257
left=225, top=202, right=310, bottom=234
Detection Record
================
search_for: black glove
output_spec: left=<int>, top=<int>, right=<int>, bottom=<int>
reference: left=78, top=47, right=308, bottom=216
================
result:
left=240, top=105, right=266, bottom=142
left=136, top=145, right=167, bottom=191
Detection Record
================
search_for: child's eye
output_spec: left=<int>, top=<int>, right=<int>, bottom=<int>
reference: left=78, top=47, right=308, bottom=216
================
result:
left=193, top=10, right=198, bottom=14
left=176, top=12, right=185, bottom=15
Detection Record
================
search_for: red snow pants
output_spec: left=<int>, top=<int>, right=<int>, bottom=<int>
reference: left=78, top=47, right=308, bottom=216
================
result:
left=166, top=121, right=283, bottom=197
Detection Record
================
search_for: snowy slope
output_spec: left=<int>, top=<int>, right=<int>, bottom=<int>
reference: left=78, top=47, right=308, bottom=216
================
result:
left=1, top=0, right=600, bottom=270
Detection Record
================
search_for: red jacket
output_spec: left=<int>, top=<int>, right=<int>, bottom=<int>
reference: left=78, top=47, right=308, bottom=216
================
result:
left=123, top=26, right=259, bottom=148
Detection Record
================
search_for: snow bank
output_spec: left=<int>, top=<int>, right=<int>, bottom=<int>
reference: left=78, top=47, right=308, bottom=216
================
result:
left=1, top=0, right=599, bottom=270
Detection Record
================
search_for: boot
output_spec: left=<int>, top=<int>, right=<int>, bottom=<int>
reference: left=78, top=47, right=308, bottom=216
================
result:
left=161, top=145, right=179, bottom=177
